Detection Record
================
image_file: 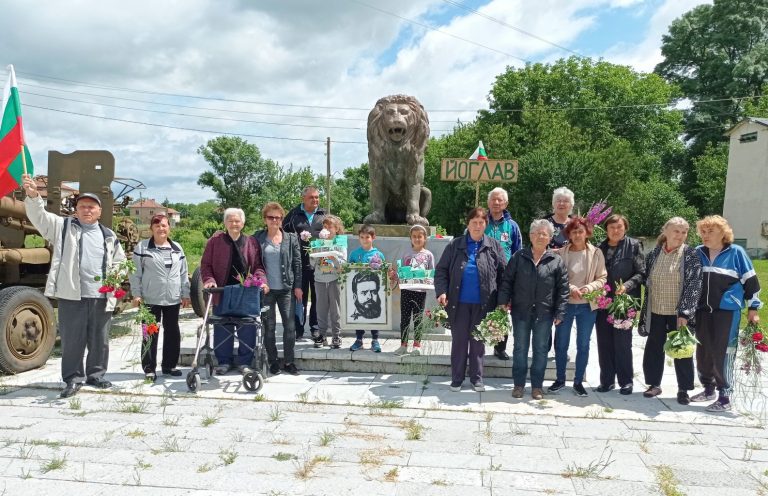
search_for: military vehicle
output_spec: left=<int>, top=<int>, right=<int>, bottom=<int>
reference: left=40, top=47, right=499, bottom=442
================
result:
left=0, top=150, right=142, bottom=374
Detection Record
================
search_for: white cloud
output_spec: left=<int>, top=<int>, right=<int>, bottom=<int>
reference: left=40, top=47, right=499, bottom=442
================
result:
left=2, top=0, right=691, bottom=204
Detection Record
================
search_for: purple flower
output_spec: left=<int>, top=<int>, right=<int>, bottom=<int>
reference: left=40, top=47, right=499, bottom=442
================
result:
left=606, top=315, right=615, bottom=324
left=603, top=284, right=611, bottom=292
left=627, top=309, right=637, bottom=318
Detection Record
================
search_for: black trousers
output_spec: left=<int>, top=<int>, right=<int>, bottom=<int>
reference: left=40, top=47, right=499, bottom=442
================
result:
left=595, top=309, right=634, bottom=387
left=294, top=268, right=318, bottom=337
left=695, top=308, right=738, bottom=394
left=400, top=289, right=426, bottom=343
left=642, top=313, right=694, bottom=390
left=142, top=304, right=181, bottom=373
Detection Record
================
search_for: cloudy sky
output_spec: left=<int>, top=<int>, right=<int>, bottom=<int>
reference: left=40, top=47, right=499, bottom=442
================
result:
left=1, top=0, right=708, bottom=204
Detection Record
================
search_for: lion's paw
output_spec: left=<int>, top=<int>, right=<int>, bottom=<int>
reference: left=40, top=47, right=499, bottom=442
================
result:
left=363, top=212, right=386, bottom=224
left=406, top=214, right=430, bottom=226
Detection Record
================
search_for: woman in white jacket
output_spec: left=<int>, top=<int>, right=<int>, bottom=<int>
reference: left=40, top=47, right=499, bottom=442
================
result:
left=130, top=214, right=190, bottom=381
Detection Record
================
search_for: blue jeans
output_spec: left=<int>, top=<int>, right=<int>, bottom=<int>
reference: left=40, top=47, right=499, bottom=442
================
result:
left=213, top=323, right=256, bottom=367
left=511, top=314, right=553, bottom=388
left=554, top=303, right=596, bottom=383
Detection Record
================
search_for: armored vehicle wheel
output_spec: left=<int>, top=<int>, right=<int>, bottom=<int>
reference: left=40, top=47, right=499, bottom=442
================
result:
left=0, top=287, right=56, bottom=374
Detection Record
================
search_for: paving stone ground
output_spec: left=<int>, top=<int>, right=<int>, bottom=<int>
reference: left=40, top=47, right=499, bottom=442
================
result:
left=1, top=308, right=767, bottom=495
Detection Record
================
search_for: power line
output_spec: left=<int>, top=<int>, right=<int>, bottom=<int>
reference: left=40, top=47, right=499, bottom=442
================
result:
left=440, top=0, right=586, bottom=58
left=24, top=104, right=368, bottom=145
left=347, top=0, right=531, bottom=63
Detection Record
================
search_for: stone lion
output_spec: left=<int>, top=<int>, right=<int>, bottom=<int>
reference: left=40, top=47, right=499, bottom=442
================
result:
left=363, top=94, right=431, bottom=226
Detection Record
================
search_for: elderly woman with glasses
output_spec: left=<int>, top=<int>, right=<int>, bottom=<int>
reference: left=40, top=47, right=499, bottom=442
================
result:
left=201, top=207, right=267, bottom=375
left=254, top=202, right=303, bottom=376
left=129, top=213, right=191, bottom=382
left=498, top=219, right=569, bottom=400
left=544, top=186, right=575, bottom=249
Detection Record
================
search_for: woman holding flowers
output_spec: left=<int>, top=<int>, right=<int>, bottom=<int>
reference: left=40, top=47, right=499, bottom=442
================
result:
left=201, top=208, right=267, bottom=375
left=595, top=214, right=645, bottom=395
left=498, top=219, right=569, bottom=400
left=130, top=214, right=191, bottom=382
left=549, top=217, right=607, bottom=397
left=435, top=207, right=506, bottom=393
left=254, top=202, right=303, bottom=376
left=693, top=216, right=761, bottom=412
left=639, top=217, right=702, bottom=405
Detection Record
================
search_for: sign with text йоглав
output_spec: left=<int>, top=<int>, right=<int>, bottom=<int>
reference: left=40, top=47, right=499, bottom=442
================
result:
left=440, top=158, right=518, bottom=182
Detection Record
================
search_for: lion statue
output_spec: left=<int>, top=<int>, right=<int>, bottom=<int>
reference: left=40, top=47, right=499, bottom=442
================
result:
left=363, top=94, right=431, bottom=226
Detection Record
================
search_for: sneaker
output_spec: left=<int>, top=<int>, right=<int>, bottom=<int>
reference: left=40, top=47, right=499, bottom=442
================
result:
left=237, top=365, right=252, bottom=375
left=573, top=383, right=588, bottom=397
left=394, top=345, right=409, bottom=356
left=690, top=388, right=717, bottom=402
left=410, top=348, right=421, bottom=356
left=596, top=384, right=615, bottom=393
left=511, top=386, right=524, bottom=398
left=643, top=386, right=662, bottom=398
left=330, top=337, right=342, bottom=349
left=60, top=382, right=82, bottom=398
left=371, top=340, right=382, bottom=353
left=350, top=340, right=363, bottom=351
left=677, top=391, right=690, bottom=405
left=269, top=362, right=281, bottom=375
left=547, top=380, right=566, bottom=393
left=472, top=382, right=485, bottom=392
left=449, top=381, right=462, bottom=392
left=85, top=378, right=112, bottom=389
left=705, top=399, right=731, bottom=412
left=619, top=384, right=633, bottom=395
left=283, top=363, right=299, bottom=376
left=162, top=368, right=183, bottom=377
left=313, top=336, right=324, bottom=348
left=531, top=388, right=544, bottom=400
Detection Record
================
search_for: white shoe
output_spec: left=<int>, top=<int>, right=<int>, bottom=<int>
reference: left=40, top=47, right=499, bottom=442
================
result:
left=393, top=345, right=408, bottom=356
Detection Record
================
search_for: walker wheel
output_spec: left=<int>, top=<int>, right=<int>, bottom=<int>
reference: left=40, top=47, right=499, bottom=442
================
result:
left=186, top=371, right=201, bottom=392
left=243, top=371, right=263, bottom=393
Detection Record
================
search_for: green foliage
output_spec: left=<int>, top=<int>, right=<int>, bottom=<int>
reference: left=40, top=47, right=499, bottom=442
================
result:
left=197, top=136, right=280, bottom=220
left=615, top=176, right=698, bottom=238
left=655, top=0, right=768, bottom=153
left=691, top=143, right=729, bottom=215
left=329, top=163, right=370, bottom=229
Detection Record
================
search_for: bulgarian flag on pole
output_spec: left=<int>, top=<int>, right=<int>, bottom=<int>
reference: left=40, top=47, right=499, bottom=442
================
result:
left=469, top=140, right=488, bottom=160
left=0, top=64, right=33, bottom=197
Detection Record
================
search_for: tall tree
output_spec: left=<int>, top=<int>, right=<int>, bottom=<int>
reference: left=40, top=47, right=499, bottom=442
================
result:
left=197, top=136, right=279, bottom=219
left=655, top=0, right=768, bottom=153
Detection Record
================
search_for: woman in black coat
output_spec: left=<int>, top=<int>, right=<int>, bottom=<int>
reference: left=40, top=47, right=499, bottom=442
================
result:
left=595, top=214, right=644, bottom=395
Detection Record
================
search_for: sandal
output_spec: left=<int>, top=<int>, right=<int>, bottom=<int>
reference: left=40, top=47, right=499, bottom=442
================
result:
left=705, top=400, right=732, bottom=412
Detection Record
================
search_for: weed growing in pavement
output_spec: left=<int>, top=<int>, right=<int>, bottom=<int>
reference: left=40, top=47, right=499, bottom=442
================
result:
left=318, top=429, right=337, bottom=447
left=296, top=392, right=310, bottom=403
left=125, top=429, right=146, bottom=439
left=150, top=435, right=186, bottom=454
left=384, top=467, right=399, bottom=482
left=135, top=458, right=152, bottom=470
left=253, top=393, right=267, bottom=402
left=271, top=435, right=292, bottom=445
left=40, top=453, right=68, bottom=473
left=603, top=407, right=614, bottom=413
left=584, top=408, right=605, bottom=419
left=508, top=420, right=530, bottom=436
left=68, top=398, right=81, bottom=410
left=201, top=412, right=220, bottom=427
left=431, top=479, right=449, bottom=486
left=230, top=430, right=245, bottom=443
left=158, top=392, right=173, bottom=408
left=29, top=439, right=62, bottom=449
left=272, top=452, right=297, bottom=461
left=268, top=405, right=284, bottom=422
left=219, top=447, right=238, bottom=465
left=20, top=468, right=32, bottom=479
left=561, top=448, right=614, bottom=479
left=115, top=397, right=149, bottom=414
left=294, top=452, right=331, bottom=480
left=197, top=462, right=214, bottom=473
left=654, top=465, right=685, bottom=496
left=400, top=419, right=426, bottom=440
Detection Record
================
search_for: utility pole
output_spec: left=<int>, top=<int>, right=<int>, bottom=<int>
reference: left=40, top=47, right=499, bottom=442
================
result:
left=326, top=137, right=331, bottom=214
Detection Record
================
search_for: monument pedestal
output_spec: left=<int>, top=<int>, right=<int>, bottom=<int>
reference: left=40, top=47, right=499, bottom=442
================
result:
left=353, top=224, right=437, bottom=237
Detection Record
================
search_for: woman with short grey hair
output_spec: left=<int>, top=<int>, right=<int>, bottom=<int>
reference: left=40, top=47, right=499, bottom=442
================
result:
left=498, top=219, right=569, bottom=399
left=544, top=186, right=574, bottom=249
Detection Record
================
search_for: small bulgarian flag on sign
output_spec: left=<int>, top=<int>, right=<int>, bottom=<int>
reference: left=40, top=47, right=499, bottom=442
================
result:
left=469, top=140, right=487, bottom=160
left=0, top=65, right=33, bottom=197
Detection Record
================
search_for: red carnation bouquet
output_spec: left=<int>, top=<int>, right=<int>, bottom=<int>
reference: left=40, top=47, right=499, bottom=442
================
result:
left=95, top=259, right=135, bottom=300
left=739, top=322, right=768, bottom=375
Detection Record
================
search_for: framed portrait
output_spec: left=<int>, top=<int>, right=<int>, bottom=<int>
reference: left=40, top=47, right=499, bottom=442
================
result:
left=340, top=268, right=392, bottom=330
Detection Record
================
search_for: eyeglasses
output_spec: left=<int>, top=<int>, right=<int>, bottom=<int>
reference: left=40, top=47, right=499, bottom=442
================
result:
left=265, top=215, right=283, bottom=221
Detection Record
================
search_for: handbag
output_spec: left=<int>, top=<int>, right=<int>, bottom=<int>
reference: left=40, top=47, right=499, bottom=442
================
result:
left=214, top=284, right=261, bottom=317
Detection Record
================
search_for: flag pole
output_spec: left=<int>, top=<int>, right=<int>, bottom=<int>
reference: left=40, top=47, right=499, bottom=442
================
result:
left=20, top=144, right=27, bottom=175
left=475, top=181, right=480, bottom=207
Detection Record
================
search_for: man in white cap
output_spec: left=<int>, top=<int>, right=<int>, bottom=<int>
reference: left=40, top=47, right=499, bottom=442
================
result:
left=22, top=174, right=126, bottom=398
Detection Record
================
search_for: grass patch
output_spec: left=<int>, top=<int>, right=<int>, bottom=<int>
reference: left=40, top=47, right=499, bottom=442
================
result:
left=562, top=448, right=614, bottom=479
left=384, top=467, right=399, bottom=482
left=253, top=393, right=267, bottom=402
left=150, top=435, right=186, bottom=454
left=40, top=454, right=67, bottom=473
left=219, top=448, right=238, bottom=465
left=197, top=462, right=215, bottom=473
left=125, top=429, right=146, bottom=439
left=654, top=465, right=685, bottom=496
left=268, top=405, right=284, bottom=422
left=400, top=419, right=426, bottom=440
left=317, top=429, right=337, bottom=447
left=201, top=413, right=220, bottom=427
left=272, top=452, right=297, bottom=462
left=115, top=397, right=149, bottom=414
left=294, top=454, right=331, bottom=480
left=68, top=398, right=81, bottom=410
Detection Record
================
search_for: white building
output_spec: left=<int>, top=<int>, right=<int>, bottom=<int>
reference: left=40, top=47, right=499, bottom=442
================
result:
left=723, top=117, right=768, bottom=256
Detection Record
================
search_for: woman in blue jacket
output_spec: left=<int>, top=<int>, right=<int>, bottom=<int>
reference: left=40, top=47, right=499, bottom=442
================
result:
left=693, top=215, right=761, bottom=412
